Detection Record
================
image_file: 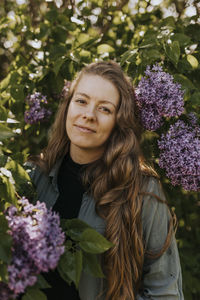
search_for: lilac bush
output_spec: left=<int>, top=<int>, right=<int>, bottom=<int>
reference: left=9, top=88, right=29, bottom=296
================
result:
left=24, top=92, right=52, bottom=124
left=158, top=117, right=200, bottom=191
left=2, top=197, right=65, bottom=299
left=135, top=64, right=184, bottom=130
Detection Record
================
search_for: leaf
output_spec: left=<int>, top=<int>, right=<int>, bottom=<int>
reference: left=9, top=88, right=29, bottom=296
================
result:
left=33, top=274, right=51, bottom=289
left=0, top=214, right=9, bottom=233
left=6, top=159, right=31, bottom=182
left=187, top=55, right=198, bottom=69
left=120, top=49, right=138, bottom=66
left=79, top=228, right=113, bottom=254
left=0, top=124, right=15, bottom=141
left=0, top=74, right=11, bottom=91
left=53, top=57, right=66, bottom=76
left=57, top=249, right=82, bottom=288
left=164, top=41, right=180, bottom=66
left=61, top=218, right=92, bottom=241
left=46, top=9, right=58, bottom=22
left=10, top=85, right=24, bottom=101
left=0, top=154, right=8, bottom=167
left=0, top=106, right=7, bottom=121
left=22, top=288, right=47, bottom=300
left=0, top=262, right=9, bottom=283
left=189, top=92, right=200, bottom=105
left=97, top=44, right=115, bottom=54
left=49, top=45, right=67, bottom=61
left=171, top=33, right=191, bottom=47
left=82, top=252, right=105, bottom=278
left=74, top=250, right=83, bottom=288
left=0, top=176, right=17, bottom=205
left=159, top=16, right=176, bottom=30
left=173, top=74, right=195, bottom=90
left=0, top=233, right=12, bottom=263
left=141, top=49, right=161, bottom=63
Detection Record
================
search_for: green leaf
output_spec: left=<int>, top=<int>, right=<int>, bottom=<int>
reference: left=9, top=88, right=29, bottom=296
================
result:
left=141, top=49, right=161, bottom=63
left=189, top=92, right=200, bottom=105
left=82, top=252, right=105, bottom=278
left=46, top=9, right=58, bottom=22
left=0, top=106, right=7, bottom=121
left=0, top=74, right=11, bottom=91
left=97, top=44, right=115, bottom=54
left=74, top=250, right=83, bottom=288
left=0, top=262, right=9, bottom=283
left=0, top=176, right=17, bottom=205
left=49, top=45, right=67, bottom=61
left=171, top=33, right=191, bottom=47
left=0, top=233, right=12, bottom=263
left=173, top=74, right=195, bottom=90
left=61, top=218, right=92, bottom=241
left=6, top=159, right=31, bottom=182
left=159, top=16, right=176, bottom=30
left=22, top=288, right=47, bottom=300
left=0, top=124, right=15, bottom=141
left=79, top=228, right=113, bottom=254
left=0, top=154, right=8, bottom=167
left=76, top=36, right=101, bottom=50
left=10, top=85, right=24, bottom=101
left=53, top=57, right=66, bottom=76
left=120, top=49, right=138, bottom=66
left=57, top=249, right=82, bottom=288
left=164, top=41, right=180, bottom=66
left=33, top=274, right=51, bottom=289
left=0, top=214, right=9, bottom=233
left=187, top=55, right=198, bottom=69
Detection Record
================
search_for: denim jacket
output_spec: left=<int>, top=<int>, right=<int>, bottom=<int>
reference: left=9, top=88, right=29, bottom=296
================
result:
left=25, top=158, right=184, bottom=300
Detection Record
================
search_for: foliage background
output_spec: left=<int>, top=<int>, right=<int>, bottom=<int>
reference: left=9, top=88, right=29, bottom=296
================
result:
left=0, top=0, right=199, bottom=299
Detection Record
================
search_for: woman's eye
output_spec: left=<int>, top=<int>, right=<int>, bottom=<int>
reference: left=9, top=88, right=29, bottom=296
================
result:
left=75, top=99, right=86, bottom=104
left=99, top=106, right=111, bottom=114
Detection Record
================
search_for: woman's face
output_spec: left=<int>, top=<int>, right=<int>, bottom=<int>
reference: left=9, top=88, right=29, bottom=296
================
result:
left=66, top=74, right=120, bottom=164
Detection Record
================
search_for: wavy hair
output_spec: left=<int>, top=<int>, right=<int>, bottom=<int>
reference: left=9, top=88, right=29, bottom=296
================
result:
left=28, top=61, right=174, bottom=299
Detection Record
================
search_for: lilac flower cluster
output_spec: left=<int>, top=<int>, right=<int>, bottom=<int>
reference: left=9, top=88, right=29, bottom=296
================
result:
left=24, top=92, right=52, bottom=124
left=2, top=197, right=65, bottom=299
left=135, top=64, right=184, bottom=130
left=158, top=118, right=200, bottom=191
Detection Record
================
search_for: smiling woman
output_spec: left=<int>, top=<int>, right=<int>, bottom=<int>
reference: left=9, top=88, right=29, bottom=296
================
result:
left=66, top=74, right=119, bottom=164
left=27, top=61, right=184, bottom=300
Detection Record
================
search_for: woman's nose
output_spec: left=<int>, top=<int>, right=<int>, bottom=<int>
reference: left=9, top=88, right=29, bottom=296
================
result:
left=82, top=106, right=96, bottom=120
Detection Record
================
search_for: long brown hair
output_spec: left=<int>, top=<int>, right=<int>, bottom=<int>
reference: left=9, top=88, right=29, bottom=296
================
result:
left=28, top=61, right=174, bottom=299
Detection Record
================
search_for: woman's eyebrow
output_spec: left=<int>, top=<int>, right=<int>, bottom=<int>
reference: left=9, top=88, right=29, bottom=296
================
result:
left=75, top=92, right=90, bottom=99
left=75, top=92, right=117, bottom=108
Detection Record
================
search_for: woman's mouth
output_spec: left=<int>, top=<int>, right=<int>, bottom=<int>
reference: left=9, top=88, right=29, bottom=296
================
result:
left=74, top=125, right=96, bottom=133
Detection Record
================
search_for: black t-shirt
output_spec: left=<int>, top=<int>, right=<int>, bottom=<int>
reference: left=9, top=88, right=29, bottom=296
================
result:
left=42, top=154, right=87, bottom=300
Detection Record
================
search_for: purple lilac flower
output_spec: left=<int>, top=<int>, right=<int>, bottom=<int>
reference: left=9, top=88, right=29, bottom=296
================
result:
left=3, top=197, right=65, bottom=298
left=158, top=119, right=200, bottom=191
left=24, top=92, right=52, bottom=124
left=135, top=64, right=185, bottom=130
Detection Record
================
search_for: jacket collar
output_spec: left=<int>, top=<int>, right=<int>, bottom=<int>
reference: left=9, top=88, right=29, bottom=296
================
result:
left=49, top=156, right=64, bottom=192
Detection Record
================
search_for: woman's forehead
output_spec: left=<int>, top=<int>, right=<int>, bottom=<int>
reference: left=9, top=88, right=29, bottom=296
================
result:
left=74, top=74, right=120, bottom=104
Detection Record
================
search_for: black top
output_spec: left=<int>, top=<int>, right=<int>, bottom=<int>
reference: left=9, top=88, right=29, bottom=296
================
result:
left=42, top=153, right=87, bottom=300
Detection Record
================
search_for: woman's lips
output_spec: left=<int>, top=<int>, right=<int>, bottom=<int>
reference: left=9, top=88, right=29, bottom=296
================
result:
left=74, top=125, right=96, bottom=133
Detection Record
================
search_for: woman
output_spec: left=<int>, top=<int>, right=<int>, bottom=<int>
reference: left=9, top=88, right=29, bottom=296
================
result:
left=27, top=61, right=184, bottom=299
